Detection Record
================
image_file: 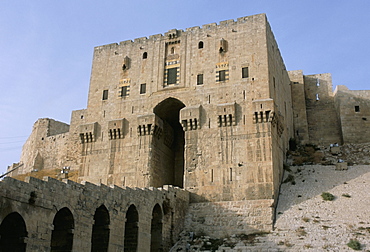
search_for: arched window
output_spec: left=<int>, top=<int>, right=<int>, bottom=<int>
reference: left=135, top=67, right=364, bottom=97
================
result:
left=91, top=205, right=110, bottom=252
left=0, top=212, right=27, bottom=251
left=124, top=205, right=139, bottom=251
left=198, top=41, right=204, bottom=49
left=51, top=207, right=74, bottom=252
left=143, top=52, right=148, bottom=59
left=150, top=204, right=163, bottom=252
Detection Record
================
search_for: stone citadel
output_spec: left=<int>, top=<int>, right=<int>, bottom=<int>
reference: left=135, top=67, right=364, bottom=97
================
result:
left=1, top=13, right=369, bottom=251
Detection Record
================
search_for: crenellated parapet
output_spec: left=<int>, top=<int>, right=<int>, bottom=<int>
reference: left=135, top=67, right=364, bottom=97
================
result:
left=93, top=14, right=266, bottom=53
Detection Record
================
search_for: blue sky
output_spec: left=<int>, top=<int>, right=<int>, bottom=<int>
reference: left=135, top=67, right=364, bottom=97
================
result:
left=1, top=1, right=369, bottom=175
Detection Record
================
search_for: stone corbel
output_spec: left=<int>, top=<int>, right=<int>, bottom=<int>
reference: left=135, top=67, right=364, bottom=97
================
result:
left=217, top=103, right=236, bottom=127
left=79, top=122, right=98, bottom=143
left=180, top=106, right=201, bottom=131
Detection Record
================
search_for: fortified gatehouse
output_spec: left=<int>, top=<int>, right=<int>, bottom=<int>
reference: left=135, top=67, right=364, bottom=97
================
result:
left=2, top=13, right=370, bottom=251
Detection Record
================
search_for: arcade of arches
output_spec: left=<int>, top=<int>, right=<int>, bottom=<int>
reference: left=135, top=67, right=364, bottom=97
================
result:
left=0, top=204, right=166, bottom=252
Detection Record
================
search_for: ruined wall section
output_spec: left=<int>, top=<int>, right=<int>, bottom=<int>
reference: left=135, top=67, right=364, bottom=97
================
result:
left=0, top=176, right=189, bottom=251
left=11, top=118, right=70, bottom=176
left=334, top=85, right=370, bottom=143
left=304, top=74, right=342, bottom=145
left=288, top=70, right=310, bottom=144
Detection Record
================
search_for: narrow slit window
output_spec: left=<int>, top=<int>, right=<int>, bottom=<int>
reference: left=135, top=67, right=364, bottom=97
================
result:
left=197, top=74, right=203, bottom=85
left=102, top=90, right=108, bottom=100
left=355, top=106, right=360, bottom=112
left=242, top=67, right=249, bottom=78
left=140, top=83, right=146, bottom=94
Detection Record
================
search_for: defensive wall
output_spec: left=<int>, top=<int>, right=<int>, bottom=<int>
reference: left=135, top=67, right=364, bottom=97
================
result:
left=0, top=176, right=189, bottom=251
left=3, top=13, right=370, bottom=250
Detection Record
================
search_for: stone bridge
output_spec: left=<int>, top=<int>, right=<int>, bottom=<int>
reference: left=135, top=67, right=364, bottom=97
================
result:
left=0, top=176, right=189, bottom=251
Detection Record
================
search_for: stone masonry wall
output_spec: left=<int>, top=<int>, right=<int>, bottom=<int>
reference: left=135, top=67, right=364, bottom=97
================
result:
left=334, top=85, right=370, bottom=144
left=11, top=118, right=70, bottom=176
left=183, top=199, right=274, bottom=239
left=0, top=176, right=189, bottom=251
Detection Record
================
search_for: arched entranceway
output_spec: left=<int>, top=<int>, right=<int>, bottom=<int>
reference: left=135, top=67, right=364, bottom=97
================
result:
left=0, top=212, right=27, bottom=252
left=153, top=97, right=185, bottom=188
left=150, top=204, right=163, bottom=252
left=91, top=205, right=110, bottom=252
left=50, top=207, right=74, bottom=252
left=124, top=205, right=139, bottom=252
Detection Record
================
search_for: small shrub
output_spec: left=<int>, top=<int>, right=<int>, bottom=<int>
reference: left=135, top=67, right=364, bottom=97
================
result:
left=347, top=239, right=361, bottom=250
left=302, top=217, right=310, bottom=222
left=321, top=192, right=335, bottom=201
left=342, top=193, right=351, bottom=198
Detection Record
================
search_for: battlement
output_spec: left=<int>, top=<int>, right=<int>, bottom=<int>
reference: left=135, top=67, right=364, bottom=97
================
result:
left=94, top=13, right=266, bottom=51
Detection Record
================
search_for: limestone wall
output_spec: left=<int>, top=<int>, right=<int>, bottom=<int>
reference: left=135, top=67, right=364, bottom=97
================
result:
left=0, top=177, right=189, bottom=251
left=10, top=118, right=70, bottom=176
left=184, top=199, right=274, bottom=239
left=288, top=70, right=309, bottom=144
left=334, top=85, right=370, bottom=143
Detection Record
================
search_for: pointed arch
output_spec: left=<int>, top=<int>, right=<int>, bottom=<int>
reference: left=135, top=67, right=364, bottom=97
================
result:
left=91, top=205, right=110, bottom=252
left=124, top=205, right=139, bottom=252
left=0, top=212, right=27, bottom=251
left=51, top=207, right=74, bottom=252
left=152, top=97, right=186, bottom=187
left=150, top=204, right=163, bottom=252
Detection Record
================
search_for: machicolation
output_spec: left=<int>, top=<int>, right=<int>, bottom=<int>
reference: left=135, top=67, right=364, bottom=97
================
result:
left=1, top=13, right=370, bottom=251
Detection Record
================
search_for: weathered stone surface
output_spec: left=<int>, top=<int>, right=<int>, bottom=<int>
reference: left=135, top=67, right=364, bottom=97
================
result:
left=2, top=13, right=370, bottom=251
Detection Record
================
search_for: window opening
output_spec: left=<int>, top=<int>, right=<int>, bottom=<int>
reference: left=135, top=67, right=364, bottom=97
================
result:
left=140, top=83, right=146, bottom=94
left=229, top=168, right=232, bottom=181
left=170, top=47, right=175, bottom=54
left=143, top=52, right=148, bottom=59
left=120, top=86, right=129, bottom=97
left=242, top=67, right=249, bottom=78
left=355, top=106, right=360, bottom=112
left=197, top=74, right=203, bottom=85
left=167, top=68, right=178, bottom=85
left=102, top=90, right=108, bottom=100
left=198, top=41, right=204, bottom=49
left=316, top=93, right=320, bottom=101
left=218, top=70, right=226, bottom=82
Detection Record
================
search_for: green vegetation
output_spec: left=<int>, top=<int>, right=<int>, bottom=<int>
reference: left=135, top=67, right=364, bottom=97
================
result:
left=347, top=239, right=361, bottom=250
left=321, top=192, right=335, bottom=201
